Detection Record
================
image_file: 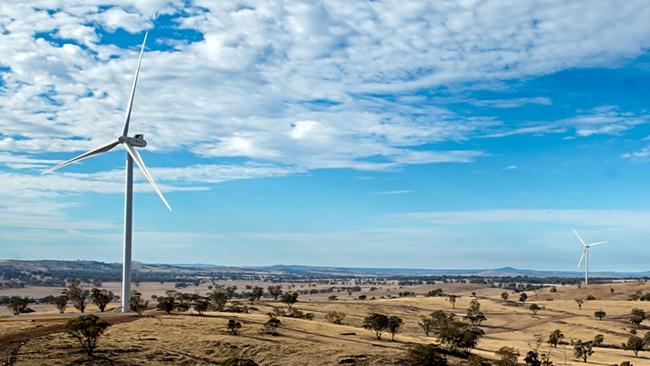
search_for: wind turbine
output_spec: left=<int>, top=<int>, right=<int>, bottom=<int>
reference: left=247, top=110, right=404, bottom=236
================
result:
left=42, top=32, right=171, bottom=312
left=573, top=229, right=607, bottom=286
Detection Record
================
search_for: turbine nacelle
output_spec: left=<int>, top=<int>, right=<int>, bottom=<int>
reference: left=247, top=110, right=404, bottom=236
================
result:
left=119, top=134, right=147, bottom=147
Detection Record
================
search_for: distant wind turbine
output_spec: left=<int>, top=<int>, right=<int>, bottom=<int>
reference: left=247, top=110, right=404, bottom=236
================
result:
left=42, top=32, right=171, bottom=312
left=573, top=228, right=607, bottom=286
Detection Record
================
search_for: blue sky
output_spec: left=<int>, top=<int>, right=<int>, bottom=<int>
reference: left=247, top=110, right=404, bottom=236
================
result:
left=2, top=1, right=650, bottom=271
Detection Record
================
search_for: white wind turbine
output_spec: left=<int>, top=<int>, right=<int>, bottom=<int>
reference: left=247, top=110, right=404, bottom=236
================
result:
left=573, top=229, right=607, bottom=286
left=42, top=32, right=171, bottom=312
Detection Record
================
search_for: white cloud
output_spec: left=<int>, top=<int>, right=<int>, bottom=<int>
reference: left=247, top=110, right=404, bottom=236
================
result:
left=388, top=208, right=650, bottom=229
left=1, top=0, right=649, bottom=174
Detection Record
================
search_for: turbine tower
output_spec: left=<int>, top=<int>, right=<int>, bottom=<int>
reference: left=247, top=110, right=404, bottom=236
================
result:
left=42, top=32, right=171, bottom=312
left=573, top=229, right=607, bottom=286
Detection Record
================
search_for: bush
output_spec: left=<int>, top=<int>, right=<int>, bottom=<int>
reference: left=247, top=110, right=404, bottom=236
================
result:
left=404, top=344, right=448, bottom=366
left=262, top=314, right=281, bottom=335
left=156, top=296, right=175, bottom=314
left=221, top=357, right=259, bottom=366
left=325, top=311, right=346, bottom=325
left=227, top=319, right=242, bottom=335
left=495, top=346, right=519, bottom=366
left=66, top=315, right=109, bottom=360
left=130, top=291, right=148, bottom=315
left=6, top=296, right=33, bottom=315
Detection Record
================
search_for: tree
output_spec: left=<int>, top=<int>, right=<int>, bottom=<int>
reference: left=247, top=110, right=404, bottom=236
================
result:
left=210, top=289, right=231, bottom=311
left=495, top=346, right=519, bottom=366
left=262, top=314, right=281, bottom=335
left=156, top=295, right=175, bottom=314
left=523, top=351, right=541, bottom=366
left=501, top=292, right=509, bottom=302
left=227, top=319, right=242, bottom=335
left=6, top=296, right=32, bottom=315
left=193, top=296, right=210, bottom=315
left=575, top=298, right=584, bottom=310
left=267, top=285, right=282, bottom=300
left=593, top=334, right=604, bottom=347
left=66, top=315, right=109, bottom=360
left=519, top=293, right=528, bottom=304
left=529, top=303, right=541, bottom=315
left=573, top=340, right=593, bottom=362
left=280, top=292, right=299, bottom=309
left=438, top=321, right=484, bottom=351
left=594, top=310, right=606, bottom=320
left=90, top=288, right=113, bottom=312
left=548, top=329, right=564, bottom=348
left=446, top=295, right=457, bottom=308
left=362, top=313, right=389, bottom=340
left=64, top=282, right=89, bottom=313
left=465, top=299, right=487, bottom=326
left=249, top=287, right=264, bottom=304
left=130, top=290, right=148, bottom=315
left=387, top=316, right=403, bottom=341
left=325, top=311, right=346, bottom=325
left=429, top=310, right=455, bottom=339
left=630, top=308, right=646, bottom=328
left=625, top=335, right=644, bottom=357
left=52, top=295, right=69, bottom=314
left=404, top=344, right=448, bottom=366
left=418, top=316, right=435, bottom=337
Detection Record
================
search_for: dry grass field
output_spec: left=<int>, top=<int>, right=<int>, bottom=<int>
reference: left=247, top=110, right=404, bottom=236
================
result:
left=2, top=281, right=650, bottom=365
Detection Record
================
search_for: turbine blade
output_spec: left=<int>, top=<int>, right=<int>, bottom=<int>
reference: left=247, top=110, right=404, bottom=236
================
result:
left=121, top=32, right=148, bottom=137
left=589, top=241, right=608, bottom=247
left=41, top=140, right=120, bottom=174
left=123, top=143, right=172, bottom=212
left=577, top=249, right=586, bottom=270
left=573, top=228, right=586, bottom=246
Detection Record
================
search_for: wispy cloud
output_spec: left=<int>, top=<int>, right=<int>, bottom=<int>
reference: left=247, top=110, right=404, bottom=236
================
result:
left=373, top=190, right=413, bottom=195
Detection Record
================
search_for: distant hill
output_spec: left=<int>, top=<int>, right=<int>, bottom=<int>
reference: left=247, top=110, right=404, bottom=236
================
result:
left=1, top=260, right=647, bottom=280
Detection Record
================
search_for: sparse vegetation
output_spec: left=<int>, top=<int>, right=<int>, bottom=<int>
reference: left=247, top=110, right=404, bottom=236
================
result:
left=90, top=288, right=114, bottom=312
left=573, top=340, right=594, bottom=362
left=325, top=310, right=346, bottom=325
left=404, top=344, right=448, bottom=366
left=227, top=319, right=242, bottom=335
left=66, top=314, right=109, bottom=360
left=63, top=282, right=89, bottom=313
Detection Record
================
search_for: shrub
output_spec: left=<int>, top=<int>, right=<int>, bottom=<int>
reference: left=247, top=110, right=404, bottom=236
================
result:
left=262, top=314, right=281, bottom=335
left=227, top=319, right=242, bottom=335
left=52, top=295, right=69, bottom=314
left=66, top=315, right=109, bottom=360
left=221, top=357, right=258, bottom=366
left=501, top=292, right=509, bottom=302
left=495, top=346, right=519, bottom=366
left=593, top=334, right=604, bottom=347
left=280, top=292, right=299, bottom=309
left=404, top=344, right=448, bottom=366
left=193, top=296, right=210, bottom=315
left=325, top=311, right=346, bottom=325
left=6, top=296, right=33, bottom=315
left=130, top=291, right=148, bottom=315
left=156, top=296, right=175, bottom=314
left=630, top=308, right=646, bottom=327
left=529, top=303, right=541, bottom=315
